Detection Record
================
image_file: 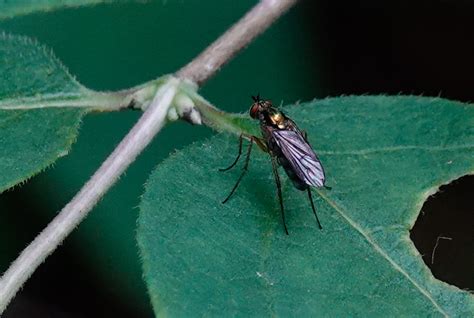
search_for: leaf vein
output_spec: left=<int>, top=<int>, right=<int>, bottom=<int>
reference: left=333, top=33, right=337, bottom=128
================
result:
left=319, top=144, right=474, bottom=156
left=315, top=189, right=449, bottom=317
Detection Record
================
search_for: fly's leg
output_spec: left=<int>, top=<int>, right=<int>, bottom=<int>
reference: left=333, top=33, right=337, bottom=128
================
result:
left=271, top=157, right=289, bottom=235
left=252, top=136, right=268, bottom=152
left=222, top=139, right=253, bottom=204
left=307, top=188, right=323, bottom=230
left=219, top=134, right=243, bottom=172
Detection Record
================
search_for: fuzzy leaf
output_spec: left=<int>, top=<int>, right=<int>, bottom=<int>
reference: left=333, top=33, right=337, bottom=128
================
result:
left=0, top=33, right=106, bottom=192
left=138, top=96, right=474, bottom=316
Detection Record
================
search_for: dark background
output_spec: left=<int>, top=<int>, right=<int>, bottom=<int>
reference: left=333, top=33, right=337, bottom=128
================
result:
left=0, top=1, right=472, bottom=317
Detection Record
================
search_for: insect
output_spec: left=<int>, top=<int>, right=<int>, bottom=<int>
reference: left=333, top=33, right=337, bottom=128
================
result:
left=220, top=95, right=329, bottom=235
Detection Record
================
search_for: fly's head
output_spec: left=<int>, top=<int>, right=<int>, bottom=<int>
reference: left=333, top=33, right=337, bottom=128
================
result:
left=250, top=95, right=285, bottom=128
left=249, top=94, right=272, bottom=119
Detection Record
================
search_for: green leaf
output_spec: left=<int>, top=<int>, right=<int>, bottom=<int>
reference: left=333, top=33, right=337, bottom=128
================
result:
left=138, top=96, right=474, bottom=316
left=0, top=33, right=120, bottom=192
left=0, top=33, right=89, bottom=192
left=0, top=0, right=114, bottom=20
left=0, top=108, right=84, bottom=192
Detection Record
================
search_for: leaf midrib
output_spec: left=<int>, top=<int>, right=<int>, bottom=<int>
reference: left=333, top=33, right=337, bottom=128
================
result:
left=0, top=92, right=94, bottom=109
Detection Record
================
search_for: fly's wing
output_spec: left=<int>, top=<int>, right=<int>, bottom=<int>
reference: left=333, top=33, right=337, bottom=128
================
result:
left=272, top=129, right=325, bottom=187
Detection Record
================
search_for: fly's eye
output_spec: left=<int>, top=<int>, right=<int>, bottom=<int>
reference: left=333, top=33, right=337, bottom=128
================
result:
left=249, top=103, right=259, bottom=118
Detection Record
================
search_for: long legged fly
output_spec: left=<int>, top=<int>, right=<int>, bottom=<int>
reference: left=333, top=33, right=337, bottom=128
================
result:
left=220, top=95, right=329, bottom=235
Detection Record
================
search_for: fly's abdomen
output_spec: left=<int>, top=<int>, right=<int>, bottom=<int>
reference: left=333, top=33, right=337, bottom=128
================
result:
left=277, top=153, right=308, bottom=191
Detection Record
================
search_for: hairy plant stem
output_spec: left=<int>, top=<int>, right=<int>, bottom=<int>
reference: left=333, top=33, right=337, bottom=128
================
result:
left=0, top=0, right=298, bottom=312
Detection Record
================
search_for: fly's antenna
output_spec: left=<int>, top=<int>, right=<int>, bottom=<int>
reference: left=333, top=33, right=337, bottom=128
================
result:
left=251, top=94, right=261, bottom=103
